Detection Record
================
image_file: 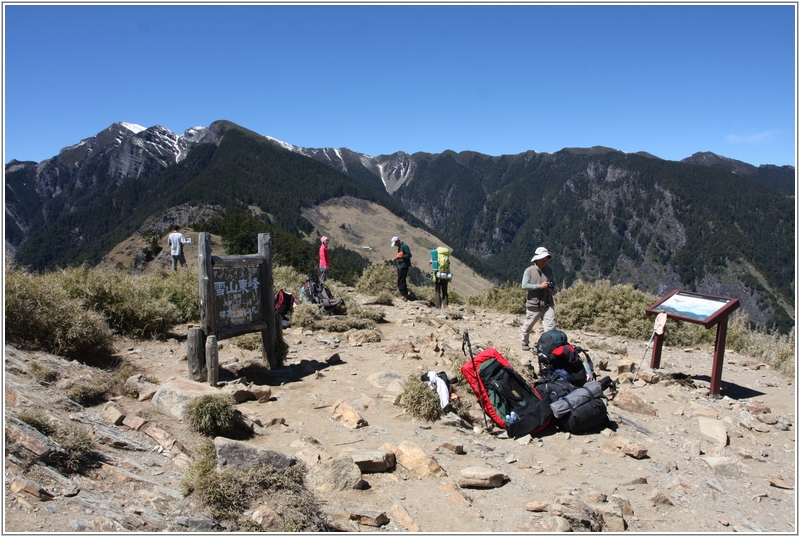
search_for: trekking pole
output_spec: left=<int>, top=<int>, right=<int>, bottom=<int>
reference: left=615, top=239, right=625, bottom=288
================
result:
left=462, top=331, right=490, bottom=429
left=632, top=312, right=668, bottom=385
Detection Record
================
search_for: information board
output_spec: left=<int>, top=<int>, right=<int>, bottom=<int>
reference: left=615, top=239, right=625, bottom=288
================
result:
left=212, top=265, right=263, bottom=330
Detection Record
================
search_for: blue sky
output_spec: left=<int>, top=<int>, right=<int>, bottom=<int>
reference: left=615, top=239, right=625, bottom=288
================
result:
left=4, top=4, right=796, bottom=167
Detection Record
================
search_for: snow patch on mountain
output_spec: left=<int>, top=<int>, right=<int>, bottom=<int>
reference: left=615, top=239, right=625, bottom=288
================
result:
left=119, top=122, right=146, bottom=134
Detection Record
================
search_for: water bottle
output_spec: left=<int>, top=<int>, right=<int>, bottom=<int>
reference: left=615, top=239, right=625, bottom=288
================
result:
left=510, top=411, right=519, bottom=423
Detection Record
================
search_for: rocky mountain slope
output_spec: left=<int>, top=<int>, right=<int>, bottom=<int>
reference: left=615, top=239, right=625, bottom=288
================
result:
left=4, top=294, right=795, bottom=533
left=5, top=121, right=794, bottom=333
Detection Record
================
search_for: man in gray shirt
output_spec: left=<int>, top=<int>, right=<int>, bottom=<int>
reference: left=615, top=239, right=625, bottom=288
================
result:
left=520, top=247, right=556, bottom=351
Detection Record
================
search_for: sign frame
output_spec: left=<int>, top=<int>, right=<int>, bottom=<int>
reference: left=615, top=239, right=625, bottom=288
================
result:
left=645, top=289, right=740, bottom=398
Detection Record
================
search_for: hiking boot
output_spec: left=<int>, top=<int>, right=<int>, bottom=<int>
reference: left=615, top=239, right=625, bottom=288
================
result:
left=521, top=344, right=530, bottom=352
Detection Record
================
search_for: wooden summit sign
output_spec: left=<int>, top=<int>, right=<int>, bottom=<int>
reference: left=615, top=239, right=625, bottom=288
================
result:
left=187, top=233, right=278, bottom=384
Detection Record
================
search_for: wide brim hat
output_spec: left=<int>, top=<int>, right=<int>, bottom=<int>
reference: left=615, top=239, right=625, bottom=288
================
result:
left=531, top=247, right=551, bottom=262
left=320, top=236, right=328, bottom=243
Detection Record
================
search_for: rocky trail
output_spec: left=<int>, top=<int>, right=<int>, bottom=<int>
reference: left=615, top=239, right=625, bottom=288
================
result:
left=4, top=292, right=796, bottom=533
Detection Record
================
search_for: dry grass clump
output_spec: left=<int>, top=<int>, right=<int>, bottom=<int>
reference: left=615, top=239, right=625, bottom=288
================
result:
left=321, top=318, right=376, bottom=332
left=186, top=394, right=248, bottom=438
left=181, top=440, right=333, bottom=531
left=50, top=424, right=96, bottom=474
left=29, top=361, right=59, bottom=384
left=355, top=263, right=397, bottom=295
left=65, top=377, right=113, bottom=406
left=273, top=265, right=306, bottom=297
left=467, top=282, right=526, bottom=314
left=5, top=265, right=115, bottom=360
left=290, top=303, right=323, bottom=329
left=57, top=265, right=187, bottom=339
left=14, top=410, right=96, bottom=474
left=394, top=375, right=445, bottom=422
left=17, top=409, right=57, bottom=436
left=724, top=313, right=795, bottom=375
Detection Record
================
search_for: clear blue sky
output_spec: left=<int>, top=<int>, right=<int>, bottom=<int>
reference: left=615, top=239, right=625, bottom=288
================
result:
left=4, top=4, right=796, bottom=167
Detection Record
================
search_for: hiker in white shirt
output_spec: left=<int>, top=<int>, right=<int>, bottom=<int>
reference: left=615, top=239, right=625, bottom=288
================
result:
left=167, top=225, right=188, bottom=271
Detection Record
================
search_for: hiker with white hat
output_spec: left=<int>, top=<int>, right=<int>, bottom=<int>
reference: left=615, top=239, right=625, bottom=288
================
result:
left=520, top=246, right=556, bottom=351
left=319, top=236, right=330, bottom=283
left=391, top=236, right=412, bottom=301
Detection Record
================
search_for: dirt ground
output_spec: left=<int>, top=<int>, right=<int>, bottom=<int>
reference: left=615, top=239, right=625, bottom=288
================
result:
left=4, top=292, right=797, bottom=533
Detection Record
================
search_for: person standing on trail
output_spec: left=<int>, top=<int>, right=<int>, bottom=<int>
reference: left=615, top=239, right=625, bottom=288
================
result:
left=520, top=246, right=556, bottom=351
left=167, top=225, right=188, bottom=271
left=392, top=236, right=412, bottom=301
left=429, top=246, right=452, bottom=308
left=319, top=236, right=330, bottom=283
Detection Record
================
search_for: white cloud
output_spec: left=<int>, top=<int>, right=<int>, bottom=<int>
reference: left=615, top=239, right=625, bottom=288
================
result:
left=726, top=131, right=776, bottom=145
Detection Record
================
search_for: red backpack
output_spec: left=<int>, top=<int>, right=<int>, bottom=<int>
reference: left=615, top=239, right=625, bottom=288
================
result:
left=461, top=348, right=552, bottom=438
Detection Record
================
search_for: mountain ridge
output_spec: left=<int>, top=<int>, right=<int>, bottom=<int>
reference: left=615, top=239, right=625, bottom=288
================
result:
left=4, top=120, right=795, bottom=332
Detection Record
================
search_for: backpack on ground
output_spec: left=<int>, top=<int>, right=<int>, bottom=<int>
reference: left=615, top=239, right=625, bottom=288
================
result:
left=461, top=348, right=552, bottom=438
left=535, top=329, right=595, bottom=386
left=274, top=290, right=295, bottom=320
left=548, top=380, right=610, bottom=434
left=302, top=276, right=342, bottom=311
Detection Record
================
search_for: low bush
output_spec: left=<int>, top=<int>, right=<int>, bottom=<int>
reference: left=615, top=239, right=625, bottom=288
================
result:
left=51, top=424, right=96, bottom=474
left=186, top=394, right=246, bottom=438
left=5, top=265, right=115, bottom=360
left=394, top=375, right=444, bottom=422
left=29, top=361, right=59, bottom=384
left=355, top=263, right=397, bottom=296
left=467, top=282, right=526, bottom=314
left=66, top=377, right=112, bottom=406
left=181, top=440, right=333, bottom=531
left=17, top=409, right=57, bottom=436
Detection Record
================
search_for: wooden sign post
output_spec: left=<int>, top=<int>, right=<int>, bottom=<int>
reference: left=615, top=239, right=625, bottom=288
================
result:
left=645, top=290, right=740, bottom=399
left=190, top=232, right=277, bottom=385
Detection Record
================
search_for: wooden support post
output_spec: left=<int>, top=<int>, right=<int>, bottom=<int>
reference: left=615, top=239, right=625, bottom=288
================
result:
left=206, top=335, right=219, bottom=387
left=709, top=317, right=729, bottom=399
left=198, top=233, right=215, bottom=338
left=258, top=233, right=277, bottom=369
left=187, top=328, right=206, bottom=381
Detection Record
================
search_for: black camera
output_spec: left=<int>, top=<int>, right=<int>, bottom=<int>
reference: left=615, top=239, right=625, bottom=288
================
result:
left=546, top=281, right=554, bottom=289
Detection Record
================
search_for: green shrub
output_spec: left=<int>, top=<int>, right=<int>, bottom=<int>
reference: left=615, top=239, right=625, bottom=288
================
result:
left=467, top=282, right=526, bottom=314
left=57, top=265, right=183, bottom=339
left=291, top=303, right=322, bottom=329
left=5, top=265, right=115, bottom=360
left=355, top=263, right=397, bottom=295
left=186, top=394, right=244, bottom=437
left=273, top=265, right=305, bottom=297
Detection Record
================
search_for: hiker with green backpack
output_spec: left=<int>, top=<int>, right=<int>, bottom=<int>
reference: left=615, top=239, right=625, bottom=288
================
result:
left=429, top=246, right=452, bottom=308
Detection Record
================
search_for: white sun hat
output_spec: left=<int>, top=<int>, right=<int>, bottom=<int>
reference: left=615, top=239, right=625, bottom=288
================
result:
left=531, top=247, right=551, bottom=262
left=391, top=236, right=400, bottom=246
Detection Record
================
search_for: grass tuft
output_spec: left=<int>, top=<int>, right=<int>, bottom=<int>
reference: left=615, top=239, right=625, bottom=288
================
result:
left=186, top=394, right=245, bottom=437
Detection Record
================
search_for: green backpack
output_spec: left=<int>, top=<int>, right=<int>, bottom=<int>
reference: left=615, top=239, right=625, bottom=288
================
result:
left=434, top=247, right=451, bottom=280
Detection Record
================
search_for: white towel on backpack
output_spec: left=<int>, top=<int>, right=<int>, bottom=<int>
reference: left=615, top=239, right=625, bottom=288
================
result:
left=426, top=371, right=450, bottom=409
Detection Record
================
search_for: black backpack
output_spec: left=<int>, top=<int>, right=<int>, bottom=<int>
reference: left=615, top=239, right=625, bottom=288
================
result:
left=302, top=276, right=342, bottom=311
left=535, top=330, right=595, bottom=386
left=274, top=290, right=294, bottom=319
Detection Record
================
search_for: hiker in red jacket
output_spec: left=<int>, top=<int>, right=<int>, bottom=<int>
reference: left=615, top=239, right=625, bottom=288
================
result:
left=319, top=236, right=330, bottom=283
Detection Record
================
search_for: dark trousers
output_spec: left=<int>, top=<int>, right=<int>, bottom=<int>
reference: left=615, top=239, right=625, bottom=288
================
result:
left=434, top=279, right=448, bottom=308
left=397, top=267, right=409, bottom=298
